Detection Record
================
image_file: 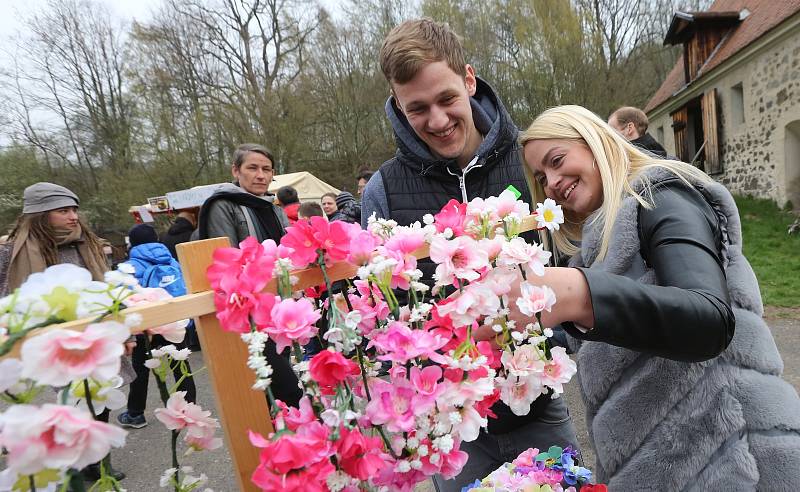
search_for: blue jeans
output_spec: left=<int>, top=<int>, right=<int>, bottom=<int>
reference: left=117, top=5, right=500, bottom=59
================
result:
left=432, top=396, right=580, bottom=492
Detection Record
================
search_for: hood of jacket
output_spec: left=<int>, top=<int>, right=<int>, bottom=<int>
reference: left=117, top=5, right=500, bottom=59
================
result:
left=129, top=243, right=175, bottom=266
left=384, top=76, right=518, bottom=180
left=166, top=216, right=194, bottom=236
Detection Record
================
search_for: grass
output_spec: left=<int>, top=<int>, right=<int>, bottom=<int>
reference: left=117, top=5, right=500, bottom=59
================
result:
left=735, top=195, right=800, bottom=307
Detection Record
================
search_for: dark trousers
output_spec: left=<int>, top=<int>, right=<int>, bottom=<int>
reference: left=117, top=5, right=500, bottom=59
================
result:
left=127, top=334, right=197, bottom=416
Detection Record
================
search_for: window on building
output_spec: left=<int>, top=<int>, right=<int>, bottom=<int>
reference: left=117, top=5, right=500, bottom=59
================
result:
left=731, top=83, right=745, bottom=126
left=656, top=126, right=665, bottom=144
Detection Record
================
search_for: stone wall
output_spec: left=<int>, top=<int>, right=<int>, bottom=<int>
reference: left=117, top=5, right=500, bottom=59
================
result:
left=649, top=27, right=800, bottom=207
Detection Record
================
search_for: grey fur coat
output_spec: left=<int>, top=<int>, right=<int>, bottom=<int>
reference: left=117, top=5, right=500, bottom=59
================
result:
left=569, top=168, right=800, bottom=489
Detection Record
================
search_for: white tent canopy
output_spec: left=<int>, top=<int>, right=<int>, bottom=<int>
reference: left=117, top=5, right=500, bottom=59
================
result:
left=268, top=171, right=339, bottom=202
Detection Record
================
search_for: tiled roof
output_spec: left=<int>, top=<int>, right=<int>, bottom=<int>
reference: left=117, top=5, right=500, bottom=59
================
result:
left=645, top=0, right=800, bottom=113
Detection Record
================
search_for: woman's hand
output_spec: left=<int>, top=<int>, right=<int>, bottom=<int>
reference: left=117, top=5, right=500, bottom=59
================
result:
left=124, top=339, right=137, bottom=356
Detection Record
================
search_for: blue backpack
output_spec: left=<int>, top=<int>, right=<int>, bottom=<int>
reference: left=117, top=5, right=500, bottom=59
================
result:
left=141, top=263, right=187, bottom=297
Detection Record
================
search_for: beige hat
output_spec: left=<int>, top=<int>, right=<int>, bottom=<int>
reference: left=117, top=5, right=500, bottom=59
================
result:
left=22, top=182, right=80, bottom=214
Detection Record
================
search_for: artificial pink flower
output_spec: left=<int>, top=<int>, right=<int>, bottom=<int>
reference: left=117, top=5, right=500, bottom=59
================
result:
left=515, top=282, right=557, bottom=317
left=410, top=365, right=444, bottom=403
left=280, top=219, right=321, bottom=267
left=154, top=391, right=220, bottom=442
left=497, top=375, right=546, bottom=416
left=501, top=344, right=546, bottom=379
left=429, top=235, right=487, bottom=287
left=213, top=290, right=257, bottom=333
left=250, top=421, right=333, bottom=476
left=436, top=283, right=500, bottom=328
left=367, top=321, right=448, bottom=364
left=311, top=216, right=355, bottom=263
left=125, top=287, right=187, bottom=343
left=251, top=456, right=334, bottom=492
left=383, top=229, right=426, bottom=256
left=347, top=229, right=380, bottom=265
left=20, top=321, right=129, bottom=386
left=263, top=298, right=321, bottom=353
left=274, top=396, right=316, bottom=431
left=184, top=428, right=223, bottom=451
left=347, top=293, right=389, bottom=337
left=437, top=444, right=470, bottom=479
left=434, top=199, right=468, bottom=236
left=251, top=292, right=279, bottom=331
left=0, top=404, right=126, bottom=474
left=336, top=426, right=388, bottom=480
left=497, top=237, right=552, bottom=275
left=309, top=349, right=360, bottom=389
left=207, top=236, right=275, bottom=293
left=365, top=379, right=420, bottom=433
left=541, top=346, right=577, bottom=394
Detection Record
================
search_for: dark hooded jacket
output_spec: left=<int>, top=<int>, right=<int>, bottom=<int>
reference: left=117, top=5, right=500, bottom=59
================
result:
left=631, top=133, right=667, bottom=158
left=161, top=217, right=195, bottom=260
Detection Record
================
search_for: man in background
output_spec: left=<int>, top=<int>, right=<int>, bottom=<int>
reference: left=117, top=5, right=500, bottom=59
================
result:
left=276, top=186, right=301, bottom=224
left=608, top=106, right=667, bottom=158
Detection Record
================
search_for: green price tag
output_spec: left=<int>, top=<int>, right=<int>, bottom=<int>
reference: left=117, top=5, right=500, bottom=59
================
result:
left=505, top=184, right=522, bottom=199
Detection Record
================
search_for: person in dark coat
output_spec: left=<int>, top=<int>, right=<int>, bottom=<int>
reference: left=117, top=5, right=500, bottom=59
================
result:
left=608, top=106, right=668, bottom=158
left=160, top=210, right=197, bottom=259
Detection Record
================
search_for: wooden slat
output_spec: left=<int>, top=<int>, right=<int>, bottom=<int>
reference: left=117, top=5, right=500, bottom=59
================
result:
left=702, top=88, right=722, bottom=174
left=177, top=238, right=273, bottom=492
left=672, top=106, right=690, bottom=162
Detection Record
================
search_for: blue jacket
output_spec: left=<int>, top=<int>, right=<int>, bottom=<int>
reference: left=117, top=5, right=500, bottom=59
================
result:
left=125, top=243, right=187, bottom=297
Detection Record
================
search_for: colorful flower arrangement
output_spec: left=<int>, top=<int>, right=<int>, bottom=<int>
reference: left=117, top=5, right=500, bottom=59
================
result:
left=461, top=446, right=605, bottom=492
left=207, top=192, right=576, bottom=491
left=0, top=264, right=219, bottom=491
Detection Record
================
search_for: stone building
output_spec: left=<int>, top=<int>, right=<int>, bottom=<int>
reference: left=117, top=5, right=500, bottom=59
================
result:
left=645, top=0, right=800, bottom=208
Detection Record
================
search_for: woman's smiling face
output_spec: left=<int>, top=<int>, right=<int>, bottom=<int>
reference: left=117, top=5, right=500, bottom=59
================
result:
left=523, top=139, right=604, bottom=217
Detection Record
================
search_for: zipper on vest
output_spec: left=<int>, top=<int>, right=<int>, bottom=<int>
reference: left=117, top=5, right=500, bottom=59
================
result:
left=447, top=155, right=483, bottom=203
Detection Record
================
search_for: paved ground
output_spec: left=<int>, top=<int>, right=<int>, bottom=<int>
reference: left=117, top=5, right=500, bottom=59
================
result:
left=2, top=313, right=798, bottom=491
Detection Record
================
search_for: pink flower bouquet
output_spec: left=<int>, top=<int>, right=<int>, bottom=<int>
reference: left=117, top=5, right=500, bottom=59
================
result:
left=208, top=190, right=576, bottom=491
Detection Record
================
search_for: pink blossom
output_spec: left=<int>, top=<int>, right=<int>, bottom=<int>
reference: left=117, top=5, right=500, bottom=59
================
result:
left=486, top=189, right=530, bottom=219
left=336, top=426, right=389, bottom=480
left=410, top=365, right=444, bottom=402
left=308, top=349, right=360, bottom=389
left=365, top=379, right=420, bottom=433
left=512, top=447, right=541, bottom=467
left=0, top=404, right=126, bottom=474
left=515, top=283, right=557, bottom=317
left=312, top=217, right=356, bottom=263
left=437, top=444, right=470, bottom=479
left=383, top=229, right=426, bottom=256
left=436, top=283, right=500, bottom=328
left=501, top=344, right=545, bottom=379
left=498, top=237, right=552, bottom=274
left=251, top=293, right=279, bottom=331
left=347, top=229, right=380, bottom=265
left=347, top=293, right=389, bottom=337
left=125, top=288, right=187, bottom=343
left=274, top=396, right=316, bottom=431
left=263, top=298, right=321, bottom=353
left=280, top=219, right=321, bottom=267
left=379, top=247, right=418, bottom=290
left=207, top=236, right=275, bottom=294
left=185, top=429, right=223, bottom=451
left=367, top=321, right=448, bottom=364
left=541, top=346, right=577, bottom=394
left=251, top=457, right=334, bottom=492
left=497, top=375, right=546, bottom=416
left=433, top=199, right=468, bottom=236
left=154, top=391, right=220, bottom=442
left=429, top=236, right=487, bottom=287
left=213, top=290, right=257, bottom=333
left=20, top=321, right=129, bottom=386
left=451, top=404, right=486, bottom=442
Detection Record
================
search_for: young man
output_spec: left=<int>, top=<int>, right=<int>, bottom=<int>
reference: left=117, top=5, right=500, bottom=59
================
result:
left=361, top=18, right=580, bottom=492
left=608, top=106, right=667, bottom=157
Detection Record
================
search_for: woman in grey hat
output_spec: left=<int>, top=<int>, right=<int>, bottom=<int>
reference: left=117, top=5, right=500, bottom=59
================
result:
left=0, top=182, right=129, bottom=482
left=0, top=182, right=108, bottom=297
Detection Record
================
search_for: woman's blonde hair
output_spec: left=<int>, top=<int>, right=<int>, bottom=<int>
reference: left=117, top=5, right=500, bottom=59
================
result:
left=519, top=105, right=712, bottom=262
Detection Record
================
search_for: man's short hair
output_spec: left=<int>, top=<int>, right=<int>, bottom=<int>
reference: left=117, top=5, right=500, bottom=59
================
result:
left=276, top=186, right=299, bottom=205
left=380, top=18, right=466, bottom=85
left=610, top=107, right=649, bottom=136
left=232, top=143, right=274, bottom=169
left=357, top=170, right=374, bottom=182
left=298, top=202, right=324, bottom=218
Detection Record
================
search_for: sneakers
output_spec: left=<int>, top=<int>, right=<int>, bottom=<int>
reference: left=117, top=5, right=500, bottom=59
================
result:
left=117, top=411, right=147, bottom=429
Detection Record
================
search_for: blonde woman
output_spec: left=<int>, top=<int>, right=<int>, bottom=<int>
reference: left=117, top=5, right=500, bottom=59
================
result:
left=478, top=106, right=800, bottom=489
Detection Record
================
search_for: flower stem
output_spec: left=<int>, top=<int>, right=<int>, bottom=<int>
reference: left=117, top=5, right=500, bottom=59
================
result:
left=83, top=379, right=97, bottom=418
left=29, top=475, right=36, bottom=492
left=171, top=430, right=180, bottom=492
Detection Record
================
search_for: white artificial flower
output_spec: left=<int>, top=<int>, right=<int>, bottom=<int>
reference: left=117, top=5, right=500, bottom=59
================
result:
left=124, top=313, right=143, bottom=328
left=535, top=198, right=565, bottom=231
left=145, top=359, right=162, bottom=369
